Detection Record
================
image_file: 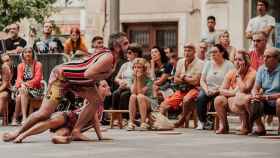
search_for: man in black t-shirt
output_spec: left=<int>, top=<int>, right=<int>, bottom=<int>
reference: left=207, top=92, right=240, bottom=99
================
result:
left=0, top=23, right=27, bottom=54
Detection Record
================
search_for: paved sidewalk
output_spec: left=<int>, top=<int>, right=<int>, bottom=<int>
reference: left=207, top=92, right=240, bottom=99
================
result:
left=0, top=126, right=280, bottom=158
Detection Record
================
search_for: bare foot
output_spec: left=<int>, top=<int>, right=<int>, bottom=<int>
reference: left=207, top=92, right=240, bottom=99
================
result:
left=71, top=130, right=90, bottom=141
left=52, top=136, right=71, bottom=144
left=13, top=135, right=24, bottom=143
left=2, top=132, right=19, bottom=142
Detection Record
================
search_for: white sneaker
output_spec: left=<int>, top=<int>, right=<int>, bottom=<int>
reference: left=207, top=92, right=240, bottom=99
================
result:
left=195, top=121, right=205, bottom=130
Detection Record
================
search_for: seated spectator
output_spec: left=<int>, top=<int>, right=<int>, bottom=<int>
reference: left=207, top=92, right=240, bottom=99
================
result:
left=11, top=47, right=43, bottom=125
left=150, top=46, right=172, bottom=99
left=91, top=36, right=104, bottom=53
left=33, top=21, right=63, bottom=54
left=112, top=43, right=142, bottom=111
left=196, top=44, right=234, bottom=130
left=214, top=50, right=256, bottom=134
left=158, top=43, right=203, bottom=127
left=249, top=31, right=267, bottom=70
left=0, top=23, right=26, bottom=54
left=164, top=47, right=174, bottom=59
left=0, top=54, right=13, bottom=117
left=64, top=27, right=88, bottom=58
left=218, top=31, right=237, bottom=62
left=127, top=58, right=156, bottom=131
left=197, top=41, right=208, bottom=61
left=236, top=47, right=280, bottom=136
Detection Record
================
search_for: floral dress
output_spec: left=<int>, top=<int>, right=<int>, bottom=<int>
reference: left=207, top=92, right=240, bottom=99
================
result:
left=23, top=64, right=44, bottom=98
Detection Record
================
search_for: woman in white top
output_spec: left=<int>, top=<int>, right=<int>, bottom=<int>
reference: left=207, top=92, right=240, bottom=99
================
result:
left=112, top=43, right=142, bottom=110
left=196, top=44, right=234, bottom=130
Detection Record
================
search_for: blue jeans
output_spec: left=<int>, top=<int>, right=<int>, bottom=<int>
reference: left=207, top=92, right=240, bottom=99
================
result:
left=196, top=89, right=216, bottom=123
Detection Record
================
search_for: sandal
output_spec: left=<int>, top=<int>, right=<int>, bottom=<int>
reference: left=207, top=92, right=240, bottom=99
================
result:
left=126, top=122, right=136, bottom=131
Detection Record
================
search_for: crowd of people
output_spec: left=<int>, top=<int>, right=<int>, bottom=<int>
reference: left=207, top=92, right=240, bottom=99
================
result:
left=0, top=0, right=279, bottom=144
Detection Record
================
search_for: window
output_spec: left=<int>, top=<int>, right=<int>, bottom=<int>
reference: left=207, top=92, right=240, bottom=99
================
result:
left=123, top=22, right=178, bottom=58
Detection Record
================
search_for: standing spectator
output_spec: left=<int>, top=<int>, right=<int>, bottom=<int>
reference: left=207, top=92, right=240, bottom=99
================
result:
left=0, top=54, right=13, bottom=117
left=246, top=0, right=275, bottom=49
left=150, top=46, right=172, bottom=99
left=11, top=47, right=43, bottom=125
left=112, top=43, right=142, bottom=111
left=64, top=27, right=88, bottom=58
left=214, top=50, right=256, bottom=134
left=0, top=23, right=26, bottom=54
left=196, top=44, right=234, bottom=130
left=250, top=31, right=267, bottom=70
left=127, top=58, right=155, bottom=131
left=197, top=41, right=208, bottom=61
left=201, top=16, right=219, bottom=49
left=164, top=47, right=174, bottom=59
left=33, top=21, right=63, bottom=54
left=219, top=31, right=237, bottom=62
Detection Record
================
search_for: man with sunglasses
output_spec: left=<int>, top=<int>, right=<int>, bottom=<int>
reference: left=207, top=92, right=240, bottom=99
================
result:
left=249, top=31, right=267, bottom=71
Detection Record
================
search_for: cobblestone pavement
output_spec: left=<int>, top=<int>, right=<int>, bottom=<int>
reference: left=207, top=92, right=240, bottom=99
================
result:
left=0, top=126, right=280, bottom=158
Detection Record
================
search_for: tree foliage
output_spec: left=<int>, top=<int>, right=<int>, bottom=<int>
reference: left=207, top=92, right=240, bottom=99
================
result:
left=0, top=0, right=57, bottom=30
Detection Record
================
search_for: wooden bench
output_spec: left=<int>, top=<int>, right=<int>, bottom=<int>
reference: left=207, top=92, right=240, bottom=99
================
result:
left=207, top=112, right=219, bottom=130
left=104, top=110, right=129, bottom=129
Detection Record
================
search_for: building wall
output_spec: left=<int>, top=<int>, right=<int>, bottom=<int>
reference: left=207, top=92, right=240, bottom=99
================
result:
left=120, top=0, right=201, bottom=57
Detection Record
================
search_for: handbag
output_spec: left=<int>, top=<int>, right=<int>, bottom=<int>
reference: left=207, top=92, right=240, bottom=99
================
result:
left=150, top=112, right=174, bottom=131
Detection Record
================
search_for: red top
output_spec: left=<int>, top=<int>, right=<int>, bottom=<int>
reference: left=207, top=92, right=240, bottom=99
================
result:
left=249, top=50, right=264, bottom=71
left=16, top=61, right=43, bottom=89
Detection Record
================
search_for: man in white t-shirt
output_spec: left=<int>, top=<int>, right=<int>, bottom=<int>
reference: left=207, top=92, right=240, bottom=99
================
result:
left=201, top=16, right=220, bottom=49
left=246, top=0, right=276, bottom=49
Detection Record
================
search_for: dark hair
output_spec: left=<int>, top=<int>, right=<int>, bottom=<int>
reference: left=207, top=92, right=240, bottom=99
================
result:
left=92, top=36, right=103, bottom=43
left=128, top=43, right=143, bottom=57
left=22, top=47, right=36, bottom=61
left=257, top=0, right=269, bottom=10
left=108, top=32, right=127, bottom=51
left=164, top=47, right=173, bottom=53
left=213, top=44, right=229, bottom=60
left=151, top=46, right=169, bottom=64
left=207, top=16, right=216, bottom=22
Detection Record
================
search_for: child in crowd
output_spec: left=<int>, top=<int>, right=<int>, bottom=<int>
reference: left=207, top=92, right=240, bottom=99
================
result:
left=127, top=58, right=157, bottom=131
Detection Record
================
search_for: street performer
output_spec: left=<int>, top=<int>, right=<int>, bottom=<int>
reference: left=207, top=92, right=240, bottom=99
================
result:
left=3, top=32, right=129, bottom=142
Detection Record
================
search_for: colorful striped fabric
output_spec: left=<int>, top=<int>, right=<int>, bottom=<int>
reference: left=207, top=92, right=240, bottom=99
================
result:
left=61, top=48, right=113, bottom=85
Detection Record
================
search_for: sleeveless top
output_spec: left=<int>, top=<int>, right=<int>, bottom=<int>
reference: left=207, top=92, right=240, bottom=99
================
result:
left=61, top=48, right=114, bottom=85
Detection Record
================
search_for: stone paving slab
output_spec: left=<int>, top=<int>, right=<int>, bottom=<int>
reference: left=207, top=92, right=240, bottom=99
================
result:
left=0, top=126, right=279, bottom=158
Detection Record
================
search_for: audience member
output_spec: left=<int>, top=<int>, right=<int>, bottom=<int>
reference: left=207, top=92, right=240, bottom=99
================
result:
left=112, top=43, right=142, bottom=111
left=64, top=27, right=88, bottom=58
left=246, top=0, right=275, bottom=49
left=33, top=21, right=63, bottom=54
left=196, top=44, right=234, bottom=130
left=249, top=31, right=267, bottom=70
left=11, top=47, right=43, bottom=125
left=219, top=31, right=237, bottom=62
left=214, top=50, right=256, bottom=134
left=127, top=58, right=155, bottom=131
left=0, top=23, right=26, bottom=54
left=197, top=41, right=208, bottom=61
left=0, top=54, right=13, bottom=117
left=236, top=47, right=280, bottom=136
left=150, top=46, right=172, bottom=99
left=158, top=43, right=203, bottom=128
left=201, top=16, right=219, bottom=48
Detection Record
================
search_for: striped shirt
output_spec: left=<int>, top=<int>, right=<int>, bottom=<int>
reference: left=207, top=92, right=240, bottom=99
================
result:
left=61, top=48, right=114, bottom=85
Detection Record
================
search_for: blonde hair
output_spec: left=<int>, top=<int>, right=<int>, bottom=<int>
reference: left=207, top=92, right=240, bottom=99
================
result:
left=132, top=58, right=150, bottom=76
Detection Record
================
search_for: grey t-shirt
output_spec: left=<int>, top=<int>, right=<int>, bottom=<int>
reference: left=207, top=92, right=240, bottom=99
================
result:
left=202, top=60, right=234, bottom=91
